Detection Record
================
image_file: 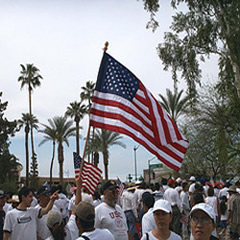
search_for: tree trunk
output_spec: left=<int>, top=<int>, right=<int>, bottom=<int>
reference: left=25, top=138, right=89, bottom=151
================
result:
left=28, top=86, right=36, bottom=176
left=50, top=141, right=55, bottom=186
left=76, top=120, right=80, bottom=155
left=58, top=143, right=64, bottom=186
left=232, top=62, right=240, bottom=98
left=25, top=125, right=29, bottom=187
left=103, top=152, right=108, bottom=180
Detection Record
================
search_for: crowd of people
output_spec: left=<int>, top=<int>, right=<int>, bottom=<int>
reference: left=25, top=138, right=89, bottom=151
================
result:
left=0, top=176, right=239, bottom=240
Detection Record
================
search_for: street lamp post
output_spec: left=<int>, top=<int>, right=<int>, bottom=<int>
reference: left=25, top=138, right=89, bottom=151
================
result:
left=148, top=157, right=156, bottom=185
left=133, top=145, right=140, bottom=181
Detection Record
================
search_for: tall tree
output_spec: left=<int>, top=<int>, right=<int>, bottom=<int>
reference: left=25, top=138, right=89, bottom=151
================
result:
left=141, top=1, right=240, bottom=99
left=38, top=119, right=57, bottom=186
left=50, top=116, right=75, bottom=185
left=0, top=92, right=20, bottom=183
left=93, top=129, right=126, bottom=180
left=18, top=63, right=42, bottom=177
left=65, top=101, right=86, bottom=155
left=18, top=113, right=38, bottom=186
left=80, top=81, right=95, bottom=113
left=158, top=88, right=189, bottom=124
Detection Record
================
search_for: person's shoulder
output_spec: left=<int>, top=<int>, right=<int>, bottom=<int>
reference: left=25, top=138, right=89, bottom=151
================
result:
left=169, top=231, right=182, bottom=240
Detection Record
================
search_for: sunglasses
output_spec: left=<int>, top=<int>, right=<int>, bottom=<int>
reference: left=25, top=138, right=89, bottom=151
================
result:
left=190, top=216, right=213, bottom=225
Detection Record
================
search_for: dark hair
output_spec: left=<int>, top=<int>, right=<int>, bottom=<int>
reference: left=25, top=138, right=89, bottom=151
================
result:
left=50, top=222, right=66, bottom=240
left=161, top=178, right=168, bottom=185
left=18, top=187, right=32, bottom=202
left=190, top=191, right=204, bottom=205
left=208, top=187, right=214, bottom=197
left=220, top=197, right=227, bottom=215
left=77, top=216, right=94, bottom=230
left=182, top=182, right=188, bottom=189
left=93, top=191, right=101, bottom=200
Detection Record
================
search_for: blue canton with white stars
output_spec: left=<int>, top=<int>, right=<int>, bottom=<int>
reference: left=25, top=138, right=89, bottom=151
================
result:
left=100, top=55, right=139, bottom=102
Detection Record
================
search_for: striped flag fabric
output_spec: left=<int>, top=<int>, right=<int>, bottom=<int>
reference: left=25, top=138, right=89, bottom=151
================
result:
left=73, top=152, right=102, bottom=195
left=90, top=52, right=189, bottom=171
left=116, top=178, right=125, bottom=198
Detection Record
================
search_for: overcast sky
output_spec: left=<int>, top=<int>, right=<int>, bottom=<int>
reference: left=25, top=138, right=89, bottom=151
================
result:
left=0, top=0, right=218, bottom=182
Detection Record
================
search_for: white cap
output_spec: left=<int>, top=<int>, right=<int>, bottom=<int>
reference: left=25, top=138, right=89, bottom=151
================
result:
left=189, top=176, right=196, bottom=181
left=176, top=177, right=182, bottom=183
left=153, top=199, right=172, bottom=213
left=46, top=210, right=62, bottom=228
left=190, top=203, right=216, bottom=223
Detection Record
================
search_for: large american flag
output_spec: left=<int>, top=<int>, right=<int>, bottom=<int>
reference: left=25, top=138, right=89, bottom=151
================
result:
left=73, top=152, right=102, bottom=195
left=90, top=52, right=189, bottom=171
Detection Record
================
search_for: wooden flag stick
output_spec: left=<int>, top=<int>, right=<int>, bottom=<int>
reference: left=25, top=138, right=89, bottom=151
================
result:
left=103, top=41, right=109, bottom=52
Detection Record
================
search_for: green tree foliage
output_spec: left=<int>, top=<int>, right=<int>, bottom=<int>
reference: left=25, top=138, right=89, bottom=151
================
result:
left=141, top=0, right=240, bottom=99
left=38, top=119, right=57, bottom=186
left=18, top=63, right=42, bottom=177
left=91, top=129, right=126, bottom=180
left=158, top=88, right=189, bottom=124
left=18, top=113, right=38, bottom=186
left=80, top=80, right=95, bottom=114
left=181, top=85, right=240, bottom=180
left=0, top=92, right=21, bottom=184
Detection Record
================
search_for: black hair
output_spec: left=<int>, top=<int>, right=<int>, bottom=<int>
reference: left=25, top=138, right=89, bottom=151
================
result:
left=190, top=191, right=204, bottom=205
left=207, top=187, right=214, bottom=197
left=161, top=178, right=168, bottom=185
left=220, top=196, right=227, bottom=215
left=18, top=187, right=32, bottom=202
left=182, top=182, right=188, bottom=189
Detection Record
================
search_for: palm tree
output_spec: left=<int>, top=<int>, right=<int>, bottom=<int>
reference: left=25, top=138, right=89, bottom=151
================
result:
left=52, top=116, right=75, bottom=185
left=38, top=119, right=57, bottom=186
left=158, top=89, right=189, bottom=124
left=93, top=129, right=126, bottom=180
left=80, top=80, right=95, bottom=113
left=18, top=113, right=38, bottom=186
left=18, top=64, right=42, bottom=177
left=65, top=101, right=86, bottom=155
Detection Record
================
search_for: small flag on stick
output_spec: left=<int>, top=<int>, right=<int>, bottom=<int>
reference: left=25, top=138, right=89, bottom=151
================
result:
left=73, top=152, right=102, bottom=195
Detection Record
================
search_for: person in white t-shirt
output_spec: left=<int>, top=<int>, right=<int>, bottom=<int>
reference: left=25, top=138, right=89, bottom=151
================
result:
left=75, top=201, right=114, bottom=240
left=3, top=186, right=58, bottom=240
left=141, top=199, right=182, bottom=240
left=95, top=180, right=128, bottom=240
left=189, top=176, right=196, bottom=196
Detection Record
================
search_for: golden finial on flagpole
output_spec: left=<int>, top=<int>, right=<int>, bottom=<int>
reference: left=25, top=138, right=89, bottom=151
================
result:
left=103, top=41, right=109, bottom=52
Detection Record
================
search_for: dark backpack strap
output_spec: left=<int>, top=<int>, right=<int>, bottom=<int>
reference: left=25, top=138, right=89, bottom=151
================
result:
left=146, top=232, right=149, bottom=240
left=80, top=236, right=90, bottom=240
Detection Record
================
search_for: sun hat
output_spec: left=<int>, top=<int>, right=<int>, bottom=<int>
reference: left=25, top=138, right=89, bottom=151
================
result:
left=227, top=185, right=237, bottom=193
left=190, top=203, right=216, bottom=223
left=74, top=201, right=95, bottom=222
left=153, top=199, right=172, bottom=213
left=46, top=210, right=62, bottom=229
left=8, top=195, right=19, bottom=203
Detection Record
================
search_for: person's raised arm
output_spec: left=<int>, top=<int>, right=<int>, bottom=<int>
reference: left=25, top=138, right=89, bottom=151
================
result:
left=40, top=190, right=59, bottom=217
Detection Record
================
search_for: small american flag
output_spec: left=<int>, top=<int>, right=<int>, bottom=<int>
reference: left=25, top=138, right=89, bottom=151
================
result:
left=73, top=152, right=102, bottom=195
left=90, top=52, right=189, bottom=171
left=116, top=178, right=125, bottom=198
left=210, top=176, right=215, bottom=188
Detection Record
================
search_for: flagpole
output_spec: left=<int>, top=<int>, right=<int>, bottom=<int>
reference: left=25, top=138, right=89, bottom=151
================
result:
left=79, top=41, right=109, bottom=173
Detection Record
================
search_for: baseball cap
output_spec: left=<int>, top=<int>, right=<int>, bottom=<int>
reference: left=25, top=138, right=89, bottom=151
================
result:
left=101, top=180, right=119, bottom=193
left=176, top=177, right=182, bottom=183
left=37, top=186, right=51, bottom=196
left=168, top=179, right=175, bottom=185
left=189, top=176, right=196, bottom=181
left=153, top=199, right=172, bottom=213
left=190, top=203, right=215, bottom=223
left=46, top=210, right=62, bottom=228
left=74, top=201, right=95, bottom=222
left=0, top=190, right=5, bottom=199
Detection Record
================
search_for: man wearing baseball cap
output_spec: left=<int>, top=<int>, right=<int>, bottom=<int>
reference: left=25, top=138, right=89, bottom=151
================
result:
left=141, top=199, right=181, bottom=240
left=190, top=203, right=217, bottom=240
left=75, top=201, right=114, bottom=239
left=95, top=180, right=128, bottom=240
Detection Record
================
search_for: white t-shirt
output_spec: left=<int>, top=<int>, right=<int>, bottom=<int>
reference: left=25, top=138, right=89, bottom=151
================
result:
left=3, top=207, right=41, bottom=240
left=35, top=204, right=51, bottom=239
left=54, top=193, right=69, bottom=219
left=142, top=208, right=157, bottom=236
left=95, top=202, right=128, bottom=240
left=189, top=183, right=196, bottom=194
left=141, top=231, right=182, bottom=240
left=205, top=196, right=218, bottom=216
left=76, top=228, right=115, bottom=240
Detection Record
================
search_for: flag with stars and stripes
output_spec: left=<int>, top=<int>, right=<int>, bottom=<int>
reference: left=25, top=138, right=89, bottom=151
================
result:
left=90, top=52, right=189, bottom=171
left=116, top=178, right=125, bottom=198
left=73, top=152, right=102, bottom=195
